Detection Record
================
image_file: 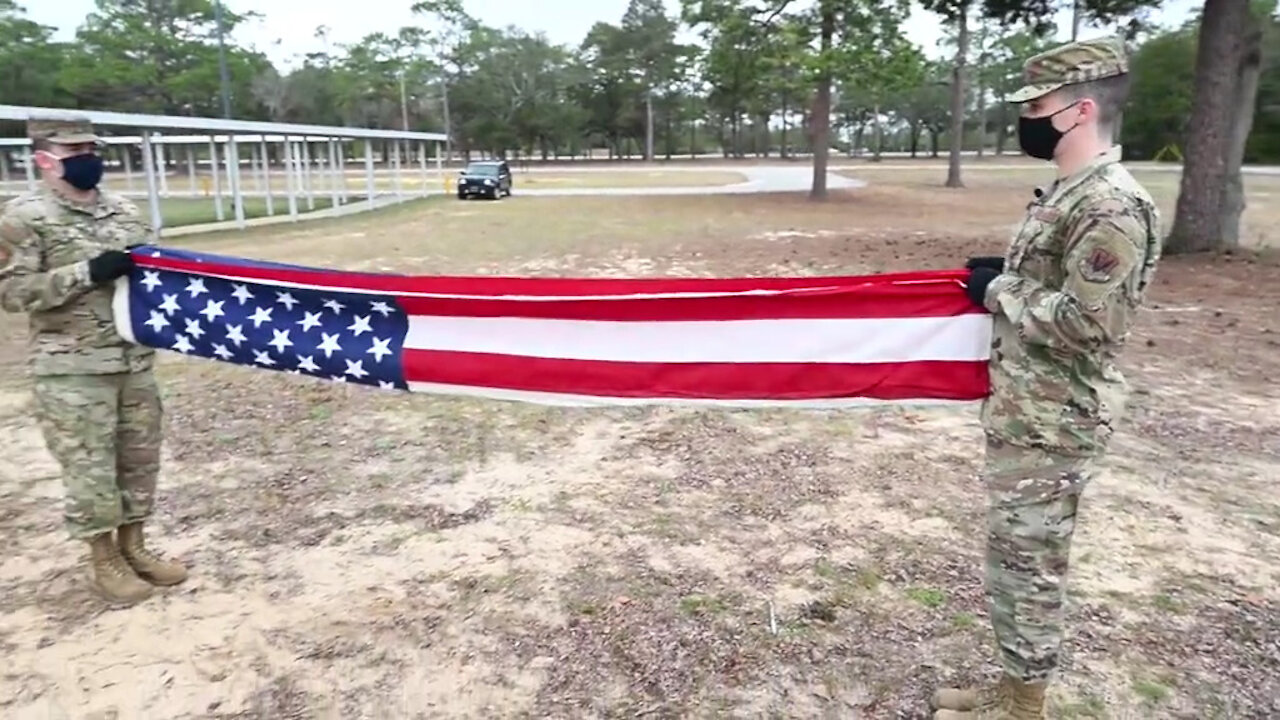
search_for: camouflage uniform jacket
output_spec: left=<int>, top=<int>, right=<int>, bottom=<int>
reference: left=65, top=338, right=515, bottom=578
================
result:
left=0, top=186, right=155, bottom=376
left=979, top=146, right=1161, bottom=457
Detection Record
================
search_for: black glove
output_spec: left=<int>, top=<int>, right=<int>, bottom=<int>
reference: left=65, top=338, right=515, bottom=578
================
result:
left=965, top=256, right=1005, bottom=272
left=88, top=250, right=135, bottom=284
left=966, top=266, right=1000, bottom=307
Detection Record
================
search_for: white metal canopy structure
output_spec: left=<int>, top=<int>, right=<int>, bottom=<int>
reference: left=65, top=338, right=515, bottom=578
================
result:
left=0, top=105, right=449, bottom=239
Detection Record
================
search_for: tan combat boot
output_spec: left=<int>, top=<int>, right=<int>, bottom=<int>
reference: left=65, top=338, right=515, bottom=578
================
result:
left=117, top=522, right=188, bottom=586
left=932, top=675, right=1046, bottom=719
left=87, top=533, right=153, bottom=606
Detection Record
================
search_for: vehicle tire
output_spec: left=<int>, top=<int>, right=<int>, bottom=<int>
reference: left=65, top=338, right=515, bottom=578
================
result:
left=457, top=191, right=465, bottom=200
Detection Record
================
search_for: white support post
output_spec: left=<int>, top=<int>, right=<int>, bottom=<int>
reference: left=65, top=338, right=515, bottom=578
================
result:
left=208, top=138, right=224, bottom=222
left=336, top=141, right=346, bottom=205
left=186, top=145, right=197, bottom=195
left=327, top=138, right=339, bottom=209
left=249, top=143, right=259, bottom=192
left=259, top=137, right=273, bottom=216
left=418, top=141, right=428, bottom=197
left=23, top=147, right=35, bottom=191
left=154, top=137, right=169, bottom=196
left=228, top=137, right=245, bottom=228
left=292, top=141, right=306, bottom=212
left=0, top=151, right=9, bottom=185
left=364, top=139, right=375, bottom=207
left=302, top=140, right=315, bottom=210
left=139, top=133, right=163, bottom=239
left=283, top=137, right=299, bottom=221
left=122, top=147, right=134, bottom=192
left=392, top=140, right=403, bottom=199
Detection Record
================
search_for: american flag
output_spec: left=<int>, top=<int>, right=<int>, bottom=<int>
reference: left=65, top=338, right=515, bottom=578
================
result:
left=115, top=245, right=992, bottom=407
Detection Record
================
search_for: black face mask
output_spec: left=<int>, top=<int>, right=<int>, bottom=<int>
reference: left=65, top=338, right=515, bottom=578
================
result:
left=60, top=153, right=104, bottom=190
left=1017, top=102, right=1081, bottom=160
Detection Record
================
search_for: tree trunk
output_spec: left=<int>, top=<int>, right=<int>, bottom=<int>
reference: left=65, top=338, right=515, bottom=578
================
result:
left=1166, top=0, right=1251, bottom=254
left=1218, top=26, right=1263, bottom=251
left=781, top=98, right=790, bottom=158
left=977, top=78, right=987, bottom=158
left=995, top=106, right=1007, bottom=154
left=873, top=103, right=883, bottom=161
left=809, top=2, right=836, bottom=200
left=665, top=108, right=674, bottom=160
left=946, top=3, right=970, bottom=188
left=645, top=90, right=654, bottom=162
left=910, top=121, right=921, bottom=157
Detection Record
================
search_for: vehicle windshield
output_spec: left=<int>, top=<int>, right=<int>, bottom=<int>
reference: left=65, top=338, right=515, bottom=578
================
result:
left=465, top=164, right=499, bottom=176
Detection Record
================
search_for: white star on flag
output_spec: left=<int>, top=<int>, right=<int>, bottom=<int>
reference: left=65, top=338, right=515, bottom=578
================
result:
left=185, top=277, right=208, bottom=298
left=225, top=324, right=247, bottom=347
left=317, top=332, right=342, bottom=358
left=248, top=306, right=274, bottom=328
left=348, top=315, right=373, bottom=337
left=144, top=311, right=169, bottom=332
left=269, top=328, right=293, bottom=353
left=297, top=311, right=323, bottom=331
left=367, top=337, right=392, bottom=363
left=158, top=294, right=181, bottom=315
left=199, top=299, right=225, bottom=322
left=345, top=359, right=369, bottom=379
left=230, top=284, right=254, bottom=305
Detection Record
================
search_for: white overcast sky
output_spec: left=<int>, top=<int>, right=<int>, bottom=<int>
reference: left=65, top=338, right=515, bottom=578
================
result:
left=28, top=0, right=1199, bottom=70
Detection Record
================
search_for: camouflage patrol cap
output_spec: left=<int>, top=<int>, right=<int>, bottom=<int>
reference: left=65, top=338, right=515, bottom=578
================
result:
left=1007, top=36, right=1128, bottom=103
left=26, top=112, right=101, bottom=145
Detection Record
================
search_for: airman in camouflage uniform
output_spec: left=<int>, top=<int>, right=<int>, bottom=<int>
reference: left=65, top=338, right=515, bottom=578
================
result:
left=0, top=113, right=187, bottom=607
left=931, top=38, right=1162, bottom=719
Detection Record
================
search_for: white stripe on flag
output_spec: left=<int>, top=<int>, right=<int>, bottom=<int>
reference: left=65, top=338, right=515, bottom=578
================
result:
left=404, top=314, right=993, bottom=364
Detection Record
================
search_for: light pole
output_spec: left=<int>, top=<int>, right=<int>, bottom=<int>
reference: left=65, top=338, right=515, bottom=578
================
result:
left=399, top=70, right=410, bottom=131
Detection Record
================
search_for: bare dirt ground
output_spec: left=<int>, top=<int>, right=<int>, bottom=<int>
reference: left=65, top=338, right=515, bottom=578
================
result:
left=1, top=168, right=1278, bottom=719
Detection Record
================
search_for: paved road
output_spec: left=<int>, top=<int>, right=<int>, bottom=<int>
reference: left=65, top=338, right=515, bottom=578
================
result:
left=512, top=165, right=865, bottom=196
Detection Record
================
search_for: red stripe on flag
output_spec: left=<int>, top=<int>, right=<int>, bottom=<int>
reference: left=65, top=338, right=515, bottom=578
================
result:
left=395, top=289, right=979, bottom=321
left=401, top=349, right=989, bottom=401
left=132, top=253, right=973, bottom=301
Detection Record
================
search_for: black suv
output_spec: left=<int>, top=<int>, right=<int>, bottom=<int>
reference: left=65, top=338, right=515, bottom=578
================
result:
left=456, top=160, right=512, bottom=199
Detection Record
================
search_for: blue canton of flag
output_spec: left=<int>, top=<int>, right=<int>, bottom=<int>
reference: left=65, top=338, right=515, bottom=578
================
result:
left=125, top=247, right=411, bottom=391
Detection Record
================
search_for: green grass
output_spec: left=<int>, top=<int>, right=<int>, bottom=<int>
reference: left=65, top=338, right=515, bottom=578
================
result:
left=157, top=195, right=347, bottom=227
left=0, top=193, right=351, bottom=228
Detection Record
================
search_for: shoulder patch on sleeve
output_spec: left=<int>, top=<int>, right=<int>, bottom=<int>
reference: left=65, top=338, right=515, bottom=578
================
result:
left=0, top=213, right=33, bottom=245
left=1080, top=246, right=1120, bottom=282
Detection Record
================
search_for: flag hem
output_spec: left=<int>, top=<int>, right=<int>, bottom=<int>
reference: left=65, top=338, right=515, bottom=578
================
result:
left=404, top=380, right=986, bottom=409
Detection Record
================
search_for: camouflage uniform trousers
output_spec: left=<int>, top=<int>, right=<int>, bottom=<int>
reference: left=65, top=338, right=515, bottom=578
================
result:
left=982, top=434, right=1099, bottom=682
left=31, top=369, right=163, bottom=539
